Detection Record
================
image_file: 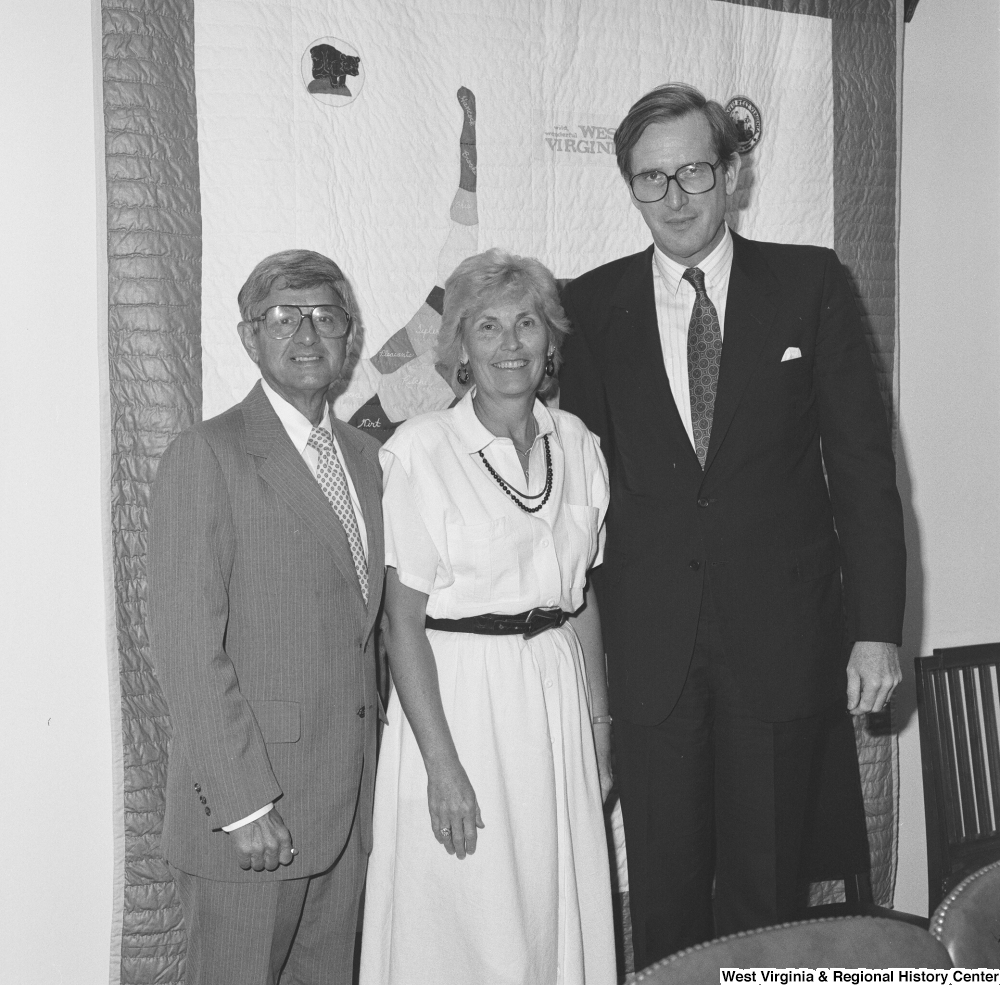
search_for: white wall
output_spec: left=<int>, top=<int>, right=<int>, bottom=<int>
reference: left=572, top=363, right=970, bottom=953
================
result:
left=0, top=2, right=116, bottom=982
left=894, top=0, right=1000, bottom=916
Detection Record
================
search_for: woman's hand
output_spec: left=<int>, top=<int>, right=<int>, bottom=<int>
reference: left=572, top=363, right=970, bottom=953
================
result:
left=593, top=723, right=615, bottom=804
left=382, top=569, right=485, bottom=859
left=427, top=758, right=485, bottom=859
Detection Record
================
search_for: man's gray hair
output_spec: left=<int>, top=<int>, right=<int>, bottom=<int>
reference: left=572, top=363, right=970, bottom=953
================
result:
left=237, top=249, right=358, bottom=323
left=438, top=249, right=570, bottom=400
left=614, top=82, right=740, bottom=180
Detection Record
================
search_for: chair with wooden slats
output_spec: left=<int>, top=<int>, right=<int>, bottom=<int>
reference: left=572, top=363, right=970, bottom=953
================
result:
left=915, top=642, right=1000, bottom=911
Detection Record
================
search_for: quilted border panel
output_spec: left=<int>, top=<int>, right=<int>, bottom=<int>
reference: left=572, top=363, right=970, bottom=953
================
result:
left=103, top=1, right=201, bottom=981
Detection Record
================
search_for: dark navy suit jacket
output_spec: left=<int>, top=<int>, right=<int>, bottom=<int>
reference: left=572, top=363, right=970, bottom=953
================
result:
left=559, top=231, right=905, bottom=725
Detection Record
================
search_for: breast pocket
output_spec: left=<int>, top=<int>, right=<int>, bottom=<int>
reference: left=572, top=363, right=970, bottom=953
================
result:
left=560, top=504, right=600, bottom=571
left=778, top=354, right=812, bottom=395
left=446, top=516, right=520, bottom=606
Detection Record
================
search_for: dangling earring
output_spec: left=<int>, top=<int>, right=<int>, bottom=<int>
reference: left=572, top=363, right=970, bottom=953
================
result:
left=457, top=361, right=471, bottom=385
left=544, top=352, right=555, bottom=377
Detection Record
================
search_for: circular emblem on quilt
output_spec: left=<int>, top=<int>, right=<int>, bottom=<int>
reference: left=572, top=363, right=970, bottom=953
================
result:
left=302, top=37, right=365, bottom=105
left=726, top=96, right=762, bottom=153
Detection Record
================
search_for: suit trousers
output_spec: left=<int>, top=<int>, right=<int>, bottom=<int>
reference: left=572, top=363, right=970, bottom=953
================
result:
left=170, top=808, right=366, bottom=985
left=614, top=575, right=864, bottom=971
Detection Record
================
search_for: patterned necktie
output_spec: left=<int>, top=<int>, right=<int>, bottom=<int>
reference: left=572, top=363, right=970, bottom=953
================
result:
left=683, top=266, right=723, bottom=469
left=307, top=427, right=368, bottom=602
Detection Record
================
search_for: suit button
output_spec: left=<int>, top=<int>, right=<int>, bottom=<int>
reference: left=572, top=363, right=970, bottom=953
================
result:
left=689, top=560, right=701, bottom=571
left=357, top=706, right=366, bottom=718
left=199, top=796, right=207, bottom=805
left=204, top=807, right=212, bottom=816
left=697, top=498, right=709, bottom=508
left=194, top=783, right=202, bottom=792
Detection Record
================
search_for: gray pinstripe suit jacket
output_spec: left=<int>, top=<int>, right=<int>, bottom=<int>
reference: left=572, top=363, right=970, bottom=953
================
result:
left=148, top=381, right=385, bottom=881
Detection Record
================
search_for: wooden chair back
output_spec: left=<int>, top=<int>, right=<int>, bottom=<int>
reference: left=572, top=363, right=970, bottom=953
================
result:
left=915, top=642, right=1000, bottom=910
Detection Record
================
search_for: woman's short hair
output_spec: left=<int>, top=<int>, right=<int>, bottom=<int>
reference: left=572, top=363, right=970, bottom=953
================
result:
left=438, top=249, right=571, bottom=399
left=614, top=83, right=740, bottom=179
left=237, top=249, right=358, bottom=323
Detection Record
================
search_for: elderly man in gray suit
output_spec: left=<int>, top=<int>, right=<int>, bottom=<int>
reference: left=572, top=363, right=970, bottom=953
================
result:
left=148, top=249, right=385, bottom=985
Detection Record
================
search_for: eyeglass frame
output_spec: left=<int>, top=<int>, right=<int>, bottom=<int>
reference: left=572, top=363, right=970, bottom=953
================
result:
left=251, top=303, right=354, bottom=341
left=629, top=159, right=725, bottom=204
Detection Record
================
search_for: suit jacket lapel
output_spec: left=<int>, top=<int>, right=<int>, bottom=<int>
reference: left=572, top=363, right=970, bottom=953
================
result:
left=609, top=248, right=699, bottom=465
left=242, top=384, right=365, bottom=601
left=704, top=232, right=778, bottom=472
left=332, top=418, right=385, bottom=637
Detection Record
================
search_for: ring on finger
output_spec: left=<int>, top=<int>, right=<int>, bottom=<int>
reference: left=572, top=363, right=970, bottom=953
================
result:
left=440, top=826, right=451, bottom=836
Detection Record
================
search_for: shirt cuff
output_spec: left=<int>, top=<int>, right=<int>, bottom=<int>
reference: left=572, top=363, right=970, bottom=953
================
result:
left=221, top=802, right=273, bottom=832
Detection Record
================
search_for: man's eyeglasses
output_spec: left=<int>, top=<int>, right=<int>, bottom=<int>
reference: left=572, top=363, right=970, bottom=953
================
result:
left=254, top=304, right=353, bottom=340
left=629, top=160, right=723, bottom=203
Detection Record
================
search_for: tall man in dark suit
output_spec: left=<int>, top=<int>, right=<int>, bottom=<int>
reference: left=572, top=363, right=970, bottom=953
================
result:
left=558, top=84, right=906, bottom=967
left=148, top=250, right=385, bottom=985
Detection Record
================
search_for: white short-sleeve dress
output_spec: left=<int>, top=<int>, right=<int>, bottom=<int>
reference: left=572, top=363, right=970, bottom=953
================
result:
left=359, top=390, right=616, bottom=985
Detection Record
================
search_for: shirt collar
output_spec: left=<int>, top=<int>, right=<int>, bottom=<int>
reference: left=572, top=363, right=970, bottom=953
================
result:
left=260, top=377, right=332, bottom=453
left=652, top=224, right=733, bottom=297
left=453, top=387, right=556, bottom=454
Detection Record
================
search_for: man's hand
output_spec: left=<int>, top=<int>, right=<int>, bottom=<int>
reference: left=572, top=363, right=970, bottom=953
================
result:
left=227, top=808, right=296, bottom=872
left=846, top=641, right=902, bottom=715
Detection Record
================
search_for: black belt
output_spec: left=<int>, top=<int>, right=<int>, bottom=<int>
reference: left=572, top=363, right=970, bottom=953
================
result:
left=425, top=607, right=570, bottom=640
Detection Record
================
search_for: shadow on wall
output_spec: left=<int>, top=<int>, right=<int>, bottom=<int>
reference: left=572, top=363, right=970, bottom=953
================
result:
left=888, top=427, right=926, bottom=915
left=893, top=428, right=924, bottom=734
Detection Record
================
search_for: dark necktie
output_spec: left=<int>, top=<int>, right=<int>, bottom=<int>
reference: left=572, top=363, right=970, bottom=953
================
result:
left=683, top=266, right=723, bottom=468
left=307, top=427, right=369, bottom=602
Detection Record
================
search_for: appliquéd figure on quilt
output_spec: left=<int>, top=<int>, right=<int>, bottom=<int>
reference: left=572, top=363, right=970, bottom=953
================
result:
left=347, top=87, right=479, bottom=438
left=308, top=42, right=361, bottom=96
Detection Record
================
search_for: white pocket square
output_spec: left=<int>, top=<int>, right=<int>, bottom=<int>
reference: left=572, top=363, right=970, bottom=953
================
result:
left=781, top=347, right=802, bottom=362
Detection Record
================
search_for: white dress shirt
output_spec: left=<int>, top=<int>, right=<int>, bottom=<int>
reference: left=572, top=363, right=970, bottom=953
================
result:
left=260, top=378, right=368, bottom=561
left=223, top=378, right=368, bottom=832
left=651, top=225, right=734, bottom=450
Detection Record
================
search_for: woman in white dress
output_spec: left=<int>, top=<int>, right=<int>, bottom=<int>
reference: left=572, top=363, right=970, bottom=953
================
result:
left=359, top=249, right=617, bottom=984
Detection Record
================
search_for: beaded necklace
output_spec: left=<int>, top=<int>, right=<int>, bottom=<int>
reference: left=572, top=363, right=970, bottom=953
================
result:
left=478, top=435, right=553, bottom=514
